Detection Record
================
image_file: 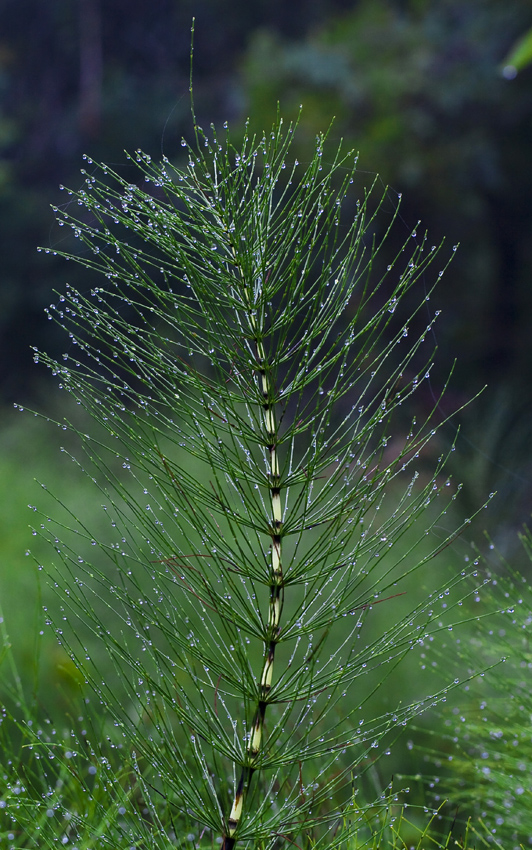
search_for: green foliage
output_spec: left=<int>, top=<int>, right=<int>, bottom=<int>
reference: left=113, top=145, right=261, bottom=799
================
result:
left=5, top=113, right=494, bottom=847
left=0, top=404, right=129, bottom=710
left=503, top=26, right=532, bottom=73
left=423, top=527, right=532, bottom=848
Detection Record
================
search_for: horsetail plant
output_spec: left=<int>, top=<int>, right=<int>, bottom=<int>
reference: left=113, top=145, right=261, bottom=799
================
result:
left=27, top=115, right=489, bottom=848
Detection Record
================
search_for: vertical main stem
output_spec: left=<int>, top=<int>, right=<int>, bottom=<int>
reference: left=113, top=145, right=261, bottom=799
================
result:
left=222, top=315, right=284, bottom=850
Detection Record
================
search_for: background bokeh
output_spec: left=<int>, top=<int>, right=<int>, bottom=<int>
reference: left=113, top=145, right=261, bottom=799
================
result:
left=1, top=0, right=532, bottom=800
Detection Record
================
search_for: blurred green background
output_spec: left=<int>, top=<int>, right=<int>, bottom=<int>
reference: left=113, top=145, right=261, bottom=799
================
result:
left=1, top=0, right=532, bottom=813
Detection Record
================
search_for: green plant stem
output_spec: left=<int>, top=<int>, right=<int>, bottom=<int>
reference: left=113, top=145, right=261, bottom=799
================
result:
left=222, top=276, right=284, bottom=849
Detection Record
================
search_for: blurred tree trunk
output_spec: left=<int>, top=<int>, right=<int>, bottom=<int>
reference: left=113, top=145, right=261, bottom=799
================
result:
left=79, top=0, right=102, bottom=137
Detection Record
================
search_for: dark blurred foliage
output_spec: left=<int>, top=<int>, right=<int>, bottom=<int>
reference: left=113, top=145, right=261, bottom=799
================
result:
left=1, top=0, right=532, bottom=538
left=243, top=0, right=532, bottom=383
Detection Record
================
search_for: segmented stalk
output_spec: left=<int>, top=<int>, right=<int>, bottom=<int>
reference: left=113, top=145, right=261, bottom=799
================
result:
left=222, top=313, right=284, bottom=850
